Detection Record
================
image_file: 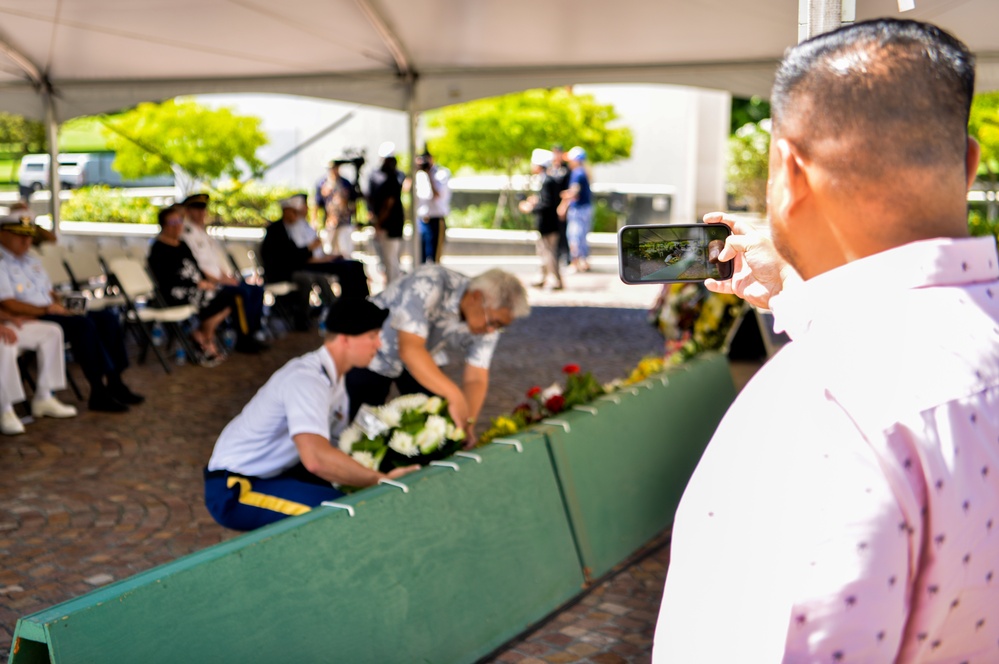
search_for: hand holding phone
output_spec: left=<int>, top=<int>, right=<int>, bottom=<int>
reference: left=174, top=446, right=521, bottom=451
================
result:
left=618, top=223, right=734, bottom=284
left=700, top=212, right=799, bottom=310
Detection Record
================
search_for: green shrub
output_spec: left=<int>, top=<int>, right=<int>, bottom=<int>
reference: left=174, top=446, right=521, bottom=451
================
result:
left=727, top=121, right=770, bottom=213
left=61, top=182, right=302, bottom=226
left=61, top=186, right=158, bottom=224
left=449, top=197, right=618, bottom=232
left=206, top=181, right=300, bottom=227
left=592, top=199, right=620, bottom=233
left=447, top=201, right=533, bottom=231
left=969, top=205, right=999, bottom=241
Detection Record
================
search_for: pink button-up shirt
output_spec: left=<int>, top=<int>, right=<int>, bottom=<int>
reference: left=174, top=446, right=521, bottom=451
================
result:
left=654, top=237, right=999, bottom=663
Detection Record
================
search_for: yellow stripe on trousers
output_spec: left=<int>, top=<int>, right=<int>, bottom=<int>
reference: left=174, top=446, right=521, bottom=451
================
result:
left=234, top=295, right=249, bottom=334
left=226, top=476, right=311, bottom=516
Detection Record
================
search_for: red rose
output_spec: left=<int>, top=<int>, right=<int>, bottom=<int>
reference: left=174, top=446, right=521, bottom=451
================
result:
left=562, top=364, right=581, bottom=375
left=527, top=386, right=542, bottom=398
left=545, top=394, right=566, bottom=413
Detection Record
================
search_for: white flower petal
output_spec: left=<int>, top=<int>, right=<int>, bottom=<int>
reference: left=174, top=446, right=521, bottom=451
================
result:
left=388, top=431, right=419, bottom=457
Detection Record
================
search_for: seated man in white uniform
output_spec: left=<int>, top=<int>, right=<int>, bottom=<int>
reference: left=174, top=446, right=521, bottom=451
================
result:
left=0, top=310, right=77, bottom=435
left=204, top=296, right=418, bottom=531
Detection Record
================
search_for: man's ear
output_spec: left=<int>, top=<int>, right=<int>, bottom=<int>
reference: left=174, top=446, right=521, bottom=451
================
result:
left=967, top=136, right=982, bottom=190
left=773, top=138, right=811, bottom=221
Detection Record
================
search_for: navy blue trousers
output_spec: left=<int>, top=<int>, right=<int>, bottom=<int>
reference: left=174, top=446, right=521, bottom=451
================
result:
left=42, top=310, right=128, bottom=390
left=218, top=282, right=265, bottom=335
left=204, top=465, right=344, bottom=531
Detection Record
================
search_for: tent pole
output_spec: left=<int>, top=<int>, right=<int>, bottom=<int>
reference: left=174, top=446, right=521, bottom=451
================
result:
left=407, top=75, right=420, bottom=271
left=798, top=0, right=855, bottom=41
left=44, top=90, right=61, bottom=235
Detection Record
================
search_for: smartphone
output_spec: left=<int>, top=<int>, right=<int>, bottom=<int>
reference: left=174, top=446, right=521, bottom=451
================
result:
left=618, top=223, right=734, bottom=284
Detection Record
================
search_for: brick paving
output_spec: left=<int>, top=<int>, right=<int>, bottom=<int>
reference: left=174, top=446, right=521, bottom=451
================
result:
left=0, top=262, right=757, bottom=662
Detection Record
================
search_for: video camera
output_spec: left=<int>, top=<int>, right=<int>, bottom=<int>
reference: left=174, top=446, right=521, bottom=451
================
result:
left=332, top=147, right=366, bottom=171
left=330, top=148, right=366, bottom=202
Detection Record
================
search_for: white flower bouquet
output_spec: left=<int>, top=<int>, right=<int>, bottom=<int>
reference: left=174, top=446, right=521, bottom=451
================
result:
left=338, top=393, right=466, bottom=474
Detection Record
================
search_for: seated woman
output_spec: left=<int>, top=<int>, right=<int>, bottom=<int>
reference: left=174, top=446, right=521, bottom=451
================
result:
left=147, top=205, right=236, bottom=366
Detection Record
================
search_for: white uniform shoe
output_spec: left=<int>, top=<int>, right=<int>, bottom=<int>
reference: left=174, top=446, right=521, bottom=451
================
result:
left=1, top=410, right=25, bottom=435
left=32, top=397, right=79, bottom=419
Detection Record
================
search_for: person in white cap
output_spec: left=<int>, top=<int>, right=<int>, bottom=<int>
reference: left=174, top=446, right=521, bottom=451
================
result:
left=0, top=308, right=77, bottom=435
left=259, top=193, right=369, bottom=331
left=367, top=141, right=405, bottom=284
left=520, top=148, right=567, bottom=290
left=0, top=212, right=142, bottom=413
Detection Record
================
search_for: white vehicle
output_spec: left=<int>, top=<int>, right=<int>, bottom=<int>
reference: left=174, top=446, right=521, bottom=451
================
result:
left=18, top=153, right=88, bottom=193
left=17, top=152, right=174, bottom=196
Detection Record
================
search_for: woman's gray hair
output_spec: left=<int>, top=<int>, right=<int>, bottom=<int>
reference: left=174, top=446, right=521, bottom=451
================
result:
left=468, top=269, right=530, bottom=319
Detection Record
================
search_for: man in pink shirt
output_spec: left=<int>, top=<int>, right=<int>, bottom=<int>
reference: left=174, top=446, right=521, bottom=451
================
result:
left=654, top=19, right=999, bottom=663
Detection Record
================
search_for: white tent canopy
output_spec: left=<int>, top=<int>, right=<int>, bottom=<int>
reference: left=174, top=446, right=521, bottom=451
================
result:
left=1, top=0, right=999, bottom=122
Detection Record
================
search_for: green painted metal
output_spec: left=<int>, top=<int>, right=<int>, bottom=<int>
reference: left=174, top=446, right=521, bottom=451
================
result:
left=10, top=430, right=583, bottom=664
left=9, top=356, right=735, bottom=663
left=542, top=353, right=736, bottom=579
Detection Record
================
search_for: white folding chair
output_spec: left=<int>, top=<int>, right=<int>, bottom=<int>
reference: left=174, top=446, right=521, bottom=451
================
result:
left=227, top=243, right=297, bottom=329
left=63, top=246, right=127, bottom=311
left=104, top=256, right=198, bottom=374
left=35, top=246, right=73, bottom=290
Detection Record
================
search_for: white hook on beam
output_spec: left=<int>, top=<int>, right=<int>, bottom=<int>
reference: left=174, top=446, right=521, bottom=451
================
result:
left=321, top=501, right=355, bottom=517
left=541, top=418, right=571, bottom=433
left=378, top=478, right=410, bottom=493
left=492, top=438, right=524, bottom=452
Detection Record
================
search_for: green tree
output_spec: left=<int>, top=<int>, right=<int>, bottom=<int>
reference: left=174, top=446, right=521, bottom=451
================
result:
left=0, top=112, right=47, bottom=155
left=426, top=88, right=632, bottom=225
left=102, top=98, right=268, bottom=194
left=969, top=91, right=999, bottom=222
left=726, top=120, right=770, bottom=213
left=427, top=88, right=631, bottom=174
left=730, top=97, right=771, bottom=134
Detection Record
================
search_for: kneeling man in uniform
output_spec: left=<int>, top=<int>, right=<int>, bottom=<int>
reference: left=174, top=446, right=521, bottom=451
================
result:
left=204, top=297, right=418, bottom=531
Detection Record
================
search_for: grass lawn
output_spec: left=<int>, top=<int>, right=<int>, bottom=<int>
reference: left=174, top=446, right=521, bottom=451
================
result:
left=0, top=159, right=17, bottom=185
left=60, top=116, right=112, bottom=153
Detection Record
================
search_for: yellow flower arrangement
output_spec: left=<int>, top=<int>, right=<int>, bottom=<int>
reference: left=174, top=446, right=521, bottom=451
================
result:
left=624, top=356, right=666, bottom=385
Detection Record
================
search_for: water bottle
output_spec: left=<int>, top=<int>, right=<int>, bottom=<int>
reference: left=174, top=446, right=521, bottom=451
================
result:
left=174, top=347, right=187, bottom=366
left=150, top=323, right=165, bottom=347
left=222, top=328, right=237, bottom=350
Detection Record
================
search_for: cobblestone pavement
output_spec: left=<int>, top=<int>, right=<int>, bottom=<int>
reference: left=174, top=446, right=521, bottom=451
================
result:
left=0, top=260, right=755, bottom=662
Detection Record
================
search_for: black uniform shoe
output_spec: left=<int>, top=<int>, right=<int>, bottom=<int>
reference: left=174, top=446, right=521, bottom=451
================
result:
left=88, top=392, right=129, bottom=413
left=108, top=382, right=145, bottom=405
left=234, top=337, right=269, bottom=354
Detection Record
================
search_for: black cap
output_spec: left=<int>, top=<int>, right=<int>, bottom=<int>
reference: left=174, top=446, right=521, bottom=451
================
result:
left=325, top=297, right=389, bottom=336
left=182, top=193, right=209, bottom=208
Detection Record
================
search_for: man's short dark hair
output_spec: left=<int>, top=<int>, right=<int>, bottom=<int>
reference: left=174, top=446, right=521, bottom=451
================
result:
left=771, top=19, right=974, bottom=174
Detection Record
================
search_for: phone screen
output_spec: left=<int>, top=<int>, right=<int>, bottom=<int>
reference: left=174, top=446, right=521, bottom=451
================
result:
left=618, top=223, right=733, bottom=284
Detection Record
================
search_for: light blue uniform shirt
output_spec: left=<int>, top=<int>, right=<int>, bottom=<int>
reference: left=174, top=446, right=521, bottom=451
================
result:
left=0, top=245, right=54, bottom=307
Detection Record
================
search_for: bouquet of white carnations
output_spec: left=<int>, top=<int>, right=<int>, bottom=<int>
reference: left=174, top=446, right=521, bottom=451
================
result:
left=338, top=393, right=466, bottom=474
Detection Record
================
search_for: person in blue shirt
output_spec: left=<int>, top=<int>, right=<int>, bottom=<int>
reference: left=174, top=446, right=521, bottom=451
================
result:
left=558, top=146, right=593, bottom=272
